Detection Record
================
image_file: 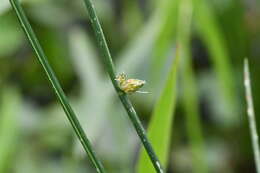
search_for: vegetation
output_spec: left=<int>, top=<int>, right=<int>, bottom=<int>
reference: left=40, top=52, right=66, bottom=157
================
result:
left=0, top=0, right=260, bottom=172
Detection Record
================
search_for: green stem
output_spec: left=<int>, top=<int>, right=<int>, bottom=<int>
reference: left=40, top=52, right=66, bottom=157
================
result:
left=244, top=59, right=260, bottom=173
left=82, top=0, right=164, bottom=172
left=9, top=0, right=106, bottom=172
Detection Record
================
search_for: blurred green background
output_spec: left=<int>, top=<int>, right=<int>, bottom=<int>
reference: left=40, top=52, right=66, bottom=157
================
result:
left=0, top=0, right=260, bottom=172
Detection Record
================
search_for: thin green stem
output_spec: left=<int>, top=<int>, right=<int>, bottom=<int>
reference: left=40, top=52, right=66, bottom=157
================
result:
left=244, top=59, right=260, bottom=173
left=9, top=0, right=106, bottom=172
left=81, top=0, right=164, bottom=172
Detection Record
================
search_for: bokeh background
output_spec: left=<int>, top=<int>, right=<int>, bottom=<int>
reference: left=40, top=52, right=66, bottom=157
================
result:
left=0, top=0, right=260, bottom=172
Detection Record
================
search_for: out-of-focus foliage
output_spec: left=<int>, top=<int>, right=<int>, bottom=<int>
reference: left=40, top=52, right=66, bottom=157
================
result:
left=0, top=87, right=21, bottom=172
left=0, top=0, right=260, bottom=172
left=178, top=0, right=208, bottom=172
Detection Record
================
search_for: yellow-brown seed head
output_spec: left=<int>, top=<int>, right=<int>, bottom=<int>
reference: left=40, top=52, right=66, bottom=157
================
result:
left=115, top=73, right=146, bottom=94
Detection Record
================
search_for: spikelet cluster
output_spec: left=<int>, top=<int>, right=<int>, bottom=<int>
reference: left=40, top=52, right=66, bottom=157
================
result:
left=115, top=73, right=146, bottom=94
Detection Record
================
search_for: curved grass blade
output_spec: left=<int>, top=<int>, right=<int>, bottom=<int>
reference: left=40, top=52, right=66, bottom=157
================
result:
left=9, top=0, right=106, bottom=172
left=81, top=0, right=164, bottom=172
left=178, top=0, right=208, bottom=172
left=244, top=58, right=260, bottom=173
left=137, top=49, right=179, bottom=173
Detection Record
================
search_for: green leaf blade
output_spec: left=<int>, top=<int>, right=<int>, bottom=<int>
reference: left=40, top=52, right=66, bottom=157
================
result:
left=137, top=53, right=179, bottom=173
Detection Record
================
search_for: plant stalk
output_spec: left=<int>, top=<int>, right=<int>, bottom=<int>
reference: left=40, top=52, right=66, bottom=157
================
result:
left=82, top=0, right=164, bottom=172
left=244, top=58, right=260, bottom=173
left=9, top=0, right=106, bottom=172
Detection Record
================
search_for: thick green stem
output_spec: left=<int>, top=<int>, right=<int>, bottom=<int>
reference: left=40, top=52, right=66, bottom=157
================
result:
left=82, top=0, right=164, bottom=172
left=9, top=0, right=106, bottom=172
